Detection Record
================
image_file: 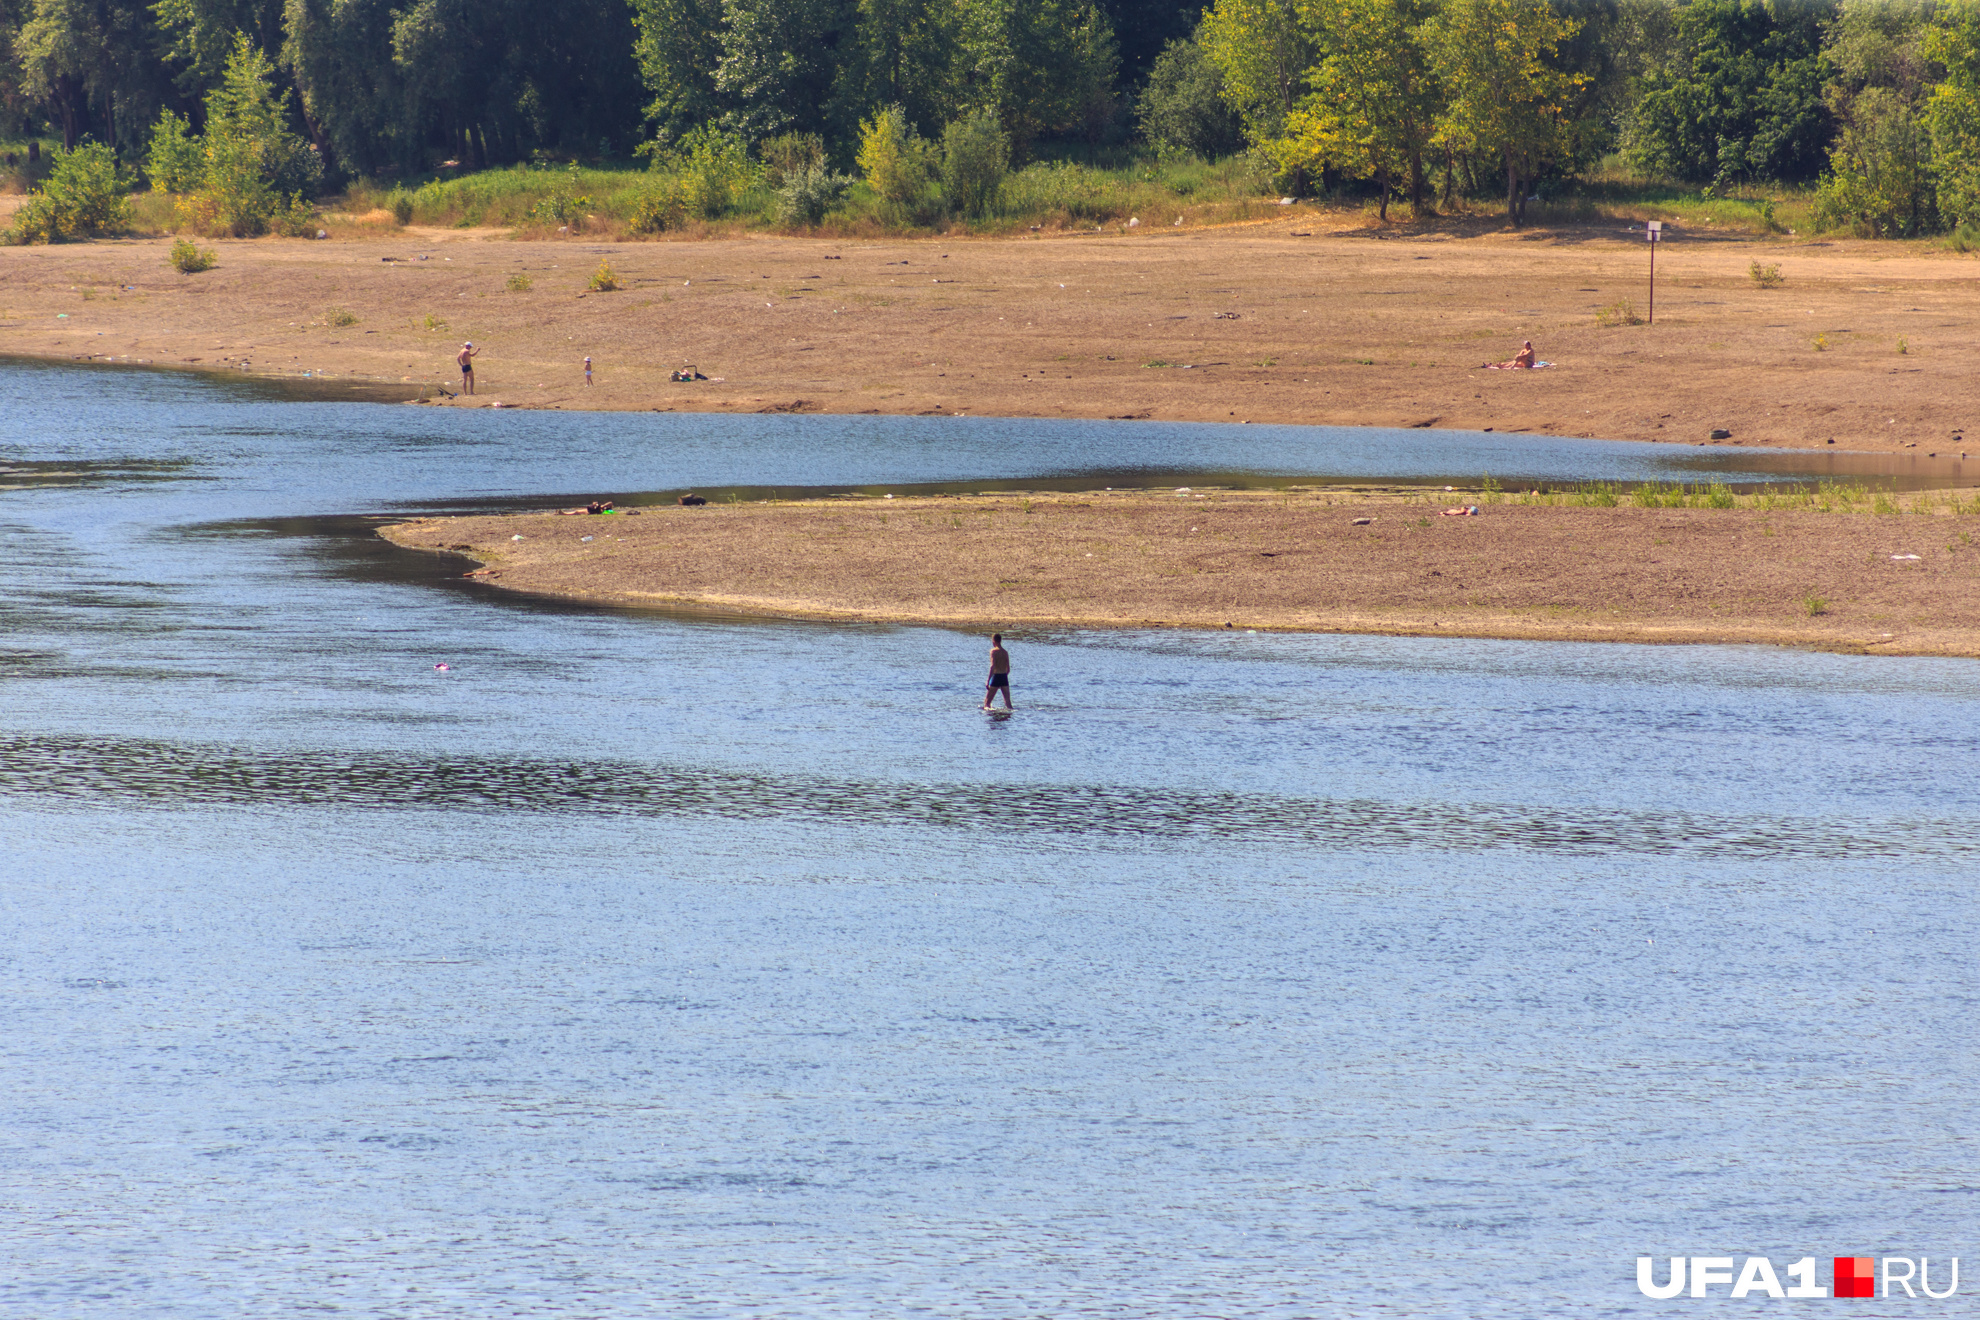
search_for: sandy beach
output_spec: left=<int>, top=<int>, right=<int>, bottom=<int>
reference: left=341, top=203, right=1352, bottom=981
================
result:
left=379, top=487, right=1980, bottom=657
left=4, top=215, right=1980, bottom=459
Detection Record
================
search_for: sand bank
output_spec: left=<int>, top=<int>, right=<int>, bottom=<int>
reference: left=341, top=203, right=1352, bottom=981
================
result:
left=379, top=487, right=1980, bottom=657
left=4, top=219, right=1980, bottom=459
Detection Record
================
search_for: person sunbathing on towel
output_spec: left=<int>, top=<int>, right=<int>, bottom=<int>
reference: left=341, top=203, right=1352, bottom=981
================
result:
left=1485, top=341, right=1538, bottom=369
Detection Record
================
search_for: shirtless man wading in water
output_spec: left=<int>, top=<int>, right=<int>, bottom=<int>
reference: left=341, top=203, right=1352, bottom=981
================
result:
left=457, top=342, right=479, bottom=395
left=983, top=633, right=1012, bottom=710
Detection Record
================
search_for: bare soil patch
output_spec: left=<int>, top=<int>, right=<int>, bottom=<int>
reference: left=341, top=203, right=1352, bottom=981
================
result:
left=380, top=488, right=1980, bottom=657
left=3, top=219, right=1980, bottom=464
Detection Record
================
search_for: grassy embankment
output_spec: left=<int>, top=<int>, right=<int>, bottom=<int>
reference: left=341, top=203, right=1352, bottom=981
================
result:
left=3, top=134, right=1832, bottom=242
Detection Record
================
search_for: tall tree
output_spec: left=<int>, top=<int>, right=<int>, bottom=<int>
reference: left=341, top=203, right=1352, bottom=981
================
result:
left=712, top=0, right=855, bottom=141
left=1420, top=0, right=1582, bottom=225
left=1274, top=0, right=1438, bottom=217
left=1626, top=0, right=1835, bottom=185
left=1198, top=0, right=1313, bottom=145
left=957, top=0, right=1119, bottom=152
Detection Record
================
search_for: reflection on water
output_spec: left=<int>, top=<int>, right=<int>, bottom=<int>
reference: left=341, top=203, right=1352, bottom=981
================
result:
left=3, top=358, right=1979, bottom=1318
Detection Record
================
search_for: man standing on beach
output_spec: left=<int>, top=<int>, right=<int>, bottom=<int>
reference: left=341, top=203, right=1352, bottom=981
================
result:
left=983, top=633, right=1012, bottom=710
left=458, top=341, right=479, bottom=395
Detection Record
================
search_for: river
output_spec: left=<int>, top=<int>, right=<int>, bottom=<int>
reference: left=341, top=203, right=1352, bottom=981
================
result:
left=3, top=357, right=1976, bottom=1317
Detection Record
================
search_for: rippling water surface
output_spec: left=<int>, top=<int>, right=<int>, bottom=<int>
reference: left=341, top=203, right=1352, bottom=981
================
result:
left=3, top=359, right=1977, bottom=1318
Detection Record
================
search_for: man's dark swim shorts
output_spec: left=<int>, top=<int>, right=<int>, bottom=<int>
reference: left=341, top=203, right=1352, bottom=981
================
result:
left=987, top=673, right=1009, bottom=688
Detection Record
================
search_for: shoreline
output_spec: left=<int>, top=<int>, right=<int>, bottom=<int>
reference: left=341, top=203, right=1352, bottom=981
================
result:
left=379, top=487, right=1980, bottom=658
left=7, top=225, right=1980, bottom=451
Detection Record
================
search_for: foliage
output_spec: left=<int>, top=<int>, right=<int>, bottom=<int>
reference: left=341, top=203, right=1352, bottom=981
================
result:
left=1420, top=0, right=1584, bottom=226
left=940, top=106, right=1009, bottom=216
left=956, top=0, right=1120, bottom=152
left=588, top=258, right=619, bottom=290
left=389, top=191, right=413, bottom=224
left=1624, top=0, right=1833, bottom=186
left=1272, top=0, right=1440, bottom=219
left=629, top=176, right=690, bottom=231
left=1815, top=87, right=1937, bottom=234
left=1136, top=37, right=1244, bottom=160
left=1926, top=0, right=1980, bottom=227
left=8, top=141, right=130, bottom=241
left=1200, top=0, right=1317, bottom=147
left=1748, top=260, right=1782, bottom=286
left=857, top=104, right=938, bottom=215
left=661, top=124, right=757, bottom=216
left=529, top=165, right=593, bottom=228
left=759, top=131, right=825, bottom=188
left=506, top=271, right=533, bottom=291
left=776, top=164, right=854, bottom=224
left=167, top=235, right=216, bottom=271
left=145, top=110, right=203, bottom=193
left=1594, top=298, right=1641, bottom=327
left=154, top=35, right=322, bottom=236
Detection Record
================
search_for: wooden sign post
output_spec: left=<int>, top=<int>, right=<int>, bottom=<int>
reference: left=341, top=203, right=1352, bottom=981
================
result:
left=1646, top=221, right=1662, bottom=325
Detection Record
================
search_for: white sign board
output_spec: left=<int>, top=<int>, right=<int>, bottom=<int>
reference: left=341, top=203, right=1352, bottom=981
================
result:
left=1646, top=220, right=1662, bottom=242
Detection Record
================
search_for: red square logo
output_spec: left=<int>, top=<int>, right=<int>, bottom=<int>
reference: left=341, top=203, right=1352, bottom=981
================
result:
left=1836, top=1256, right=1876, bottom=1299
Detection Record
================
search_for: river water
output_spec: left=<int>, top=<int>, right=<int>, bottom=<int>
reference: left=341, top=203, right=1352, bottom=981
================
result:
left=3, top=358, right=1977, bottom=1317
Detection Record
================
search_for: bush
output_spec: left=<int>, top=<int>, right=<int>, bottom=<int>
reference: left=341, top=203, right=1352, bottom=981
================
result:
left=169, top=37, right=322, bottom=236
left=589, top=258, right=619, bottom=291
left=941, top=109, right=1010, bottom=218
left=1748, top=261, right=1783, bottom=287
left=670, top=126, right=757, bottom=218
left=777, top=165, right=854, bottom=224
left=1136, top=38, right=1245, bottom=159
left=390, top=191, right=415, bottom=225
left=168, top=237, right=217, bottom=273
left=529, top=165, right=592, bottom=229
left=145, top=112, right=203, bottom=194
left=275, top=194, right=319, bottom=236
left=629, top=177, right=690, bottom=232
left=857, top=106, right=937, bottom=218
left=506, top=271, right=533, bottom=291
left=760, top=132, right=825, bottom=189
left=8, top=143, right=132, bottom=243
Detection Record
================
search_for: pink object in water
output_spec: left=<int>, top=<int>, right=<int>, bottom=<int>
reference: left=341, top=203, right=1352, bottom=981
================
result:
left=434, top=663, right=450, bottom=671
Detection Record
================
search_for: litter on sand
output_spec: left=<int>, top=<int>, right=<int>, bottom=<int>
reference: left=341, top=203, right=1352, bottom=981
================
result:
left=1352, top=517, right=1374, bottom=526
left=1892, top=553, right=1922, bottom=560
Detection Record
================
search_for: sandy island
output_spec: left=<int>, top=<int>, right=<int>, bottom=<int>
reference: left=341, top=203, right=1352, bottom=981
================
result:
left=380, top=487, right=1980, bottom=657
left=2, top=214, right=1980, bottom=467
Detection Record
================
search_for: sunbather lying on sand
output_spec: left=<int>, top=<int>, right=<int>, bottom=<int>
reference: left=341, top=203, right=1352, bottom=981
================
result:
left=1483, top=341, right=1539, bottom=370
left=557, top=501, right=614, bottom=515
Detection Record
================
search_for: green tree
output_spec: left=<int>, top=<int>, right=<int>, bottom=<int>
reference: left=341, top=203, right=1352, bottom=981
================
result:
left=16, top=0, right=164, bottom=150
left=713, top=0, right=855, bottom=141
left=630, top=0, right=725, bottom=145
left=1816, top=0, right=1939, bottom=235
left=1198, top=0, right=1313, bottom=147
left=8, top=138, right=129, bottom=238
left=1626, top=0, right=1834, bottom=185
left=940, top=103, right=1006, bottom=214
left=1420, top=0, right=1583, bottom=226
left=958, top=0, right=1118, bottom=153
left=1273, top=0, right=1438, bottom=218
left=1927, top=0, right=1980, bottom=225
left=1135, top=35, right=1244, bottom=158
left=855, top=101, right=935, bottom=213
left=836, top=0, right=964, bottom=139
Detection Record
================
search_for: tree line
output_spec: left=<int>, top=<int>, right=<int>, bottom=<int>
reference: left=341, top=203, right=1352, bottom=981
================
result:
left=7, top=0, right=1980, bottom=239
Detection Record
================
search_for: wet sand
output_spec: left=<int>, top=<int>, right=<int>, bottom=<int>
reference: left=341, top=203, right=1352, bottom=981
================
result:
left=380, top=487, right=1980, bottom=657
left=4, top=217, right=1980, bottom=454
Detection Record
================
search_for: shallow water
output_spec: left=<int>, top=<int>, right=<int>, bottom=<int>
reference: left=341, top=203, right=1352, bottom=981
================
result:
left=3, top=359, right=1978, bottom=1317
